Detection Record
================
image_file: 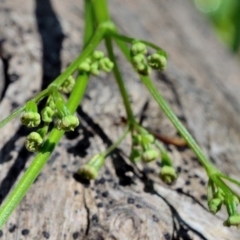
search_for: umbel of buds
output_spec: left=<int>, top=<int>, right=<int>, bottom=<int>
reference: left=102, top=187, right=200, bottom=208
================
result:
left=79, top=50, right=114, bottom=75
left=130, top=41, right=150, bottom=76
left=130, top=40, right=167, bottom=75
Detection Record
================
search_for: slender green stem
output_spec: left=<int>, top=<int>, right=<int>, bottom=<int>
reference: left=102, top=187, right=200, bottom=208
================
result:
left=91, top=0, right=110, bottom=24
left=155, top=140, right=173, bottom=166
left=219, top=174, right=240, bottom=188
left=207, top=180, right=213, bottom=201
left=211, top=175, right=236, bottom=197
left=33, top=88, right=49, bottom=103
left=0, top=106, right=25, bottom=129
left=83, top=0, right=95, bottom=47
left=103, top=125, right=130, bottom=156
left=105, top=36, right=135, bottom=126
left=0, top=74, right=89, bottom=229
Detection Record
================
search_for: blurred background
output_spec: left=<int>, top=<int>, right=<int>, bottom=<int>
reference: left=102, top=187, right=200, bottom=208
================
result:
left=194, top=0, right=240, bottom=55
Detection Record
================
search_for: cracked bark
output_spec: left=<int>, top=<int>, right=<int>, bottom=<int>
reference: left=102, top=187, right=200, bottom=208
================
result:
left=0, top=0, right=240, bottom=239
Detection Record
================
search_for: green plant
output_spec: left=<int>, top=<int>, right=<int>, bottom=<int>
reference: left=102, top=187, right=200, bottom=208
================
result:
left=0, top=0, right=240, bottom=229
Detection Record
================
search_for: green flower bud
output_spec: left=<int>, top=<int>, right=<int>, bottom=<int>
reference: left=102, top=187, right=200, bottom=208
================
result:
left=25, top=132, right=43, bottom=152
left=159, top=166, right=177, bottom=184
left=41, top=106, right=55, bottom=123
left=131, top=41, right=147, bottom=56
left=224, top=214, right=240, bottom=227
left=77, top=154, right=105, bottom=180
left=208, top=197, right=223, bottom=214
left=132, top=134, right=142, bottom=145
left=79, top=61, right=91, bottom=73
left=99, top=57, right=114, bottom=72
left=141, top=134, right=155, bottom=145
left=57, top=115, right=79, bottom=132
left=142, top=149, right=159, bottom=162
left=85, top=57, right=91, bottom=64
left=78, top=165, right=98, bottom=180
left=59, top=75, right=75, bottom=94
left=147, top=53, right=167, bottom=71
left=132, top=54, right=151, bottom=76
left=92, top=50, right=104, bottom=60
left=90, top=62, right=100, bottom=76
left=130, top=148, right=142, bottom=163
left=21, top=112, right=41, bottom=128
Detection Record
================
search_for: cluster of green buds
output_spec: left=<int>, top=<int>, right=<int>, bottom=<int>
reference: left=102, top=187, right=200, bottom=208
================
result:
left=20, top=79, right=79, bottom=152
left=130, top=127, right=177, bottom=184
left=130, top=41, right=167, bottom=75
left=130, top=131, right=158, bottom=163
left=77, top=153, right=105, bottom=180
left=207, top=179, right=240, bottom=227
left=78, top=50, right=114, bottom=75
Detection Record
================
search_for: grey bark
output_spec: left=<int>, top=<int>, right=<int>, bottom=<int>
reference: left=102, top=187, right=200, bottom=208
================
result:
left=0, top=0, right=240, bottom=239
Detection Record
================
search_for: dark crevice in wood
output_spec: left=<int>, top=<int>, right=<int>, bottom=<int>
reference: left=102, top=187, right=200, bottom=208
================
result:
left=83, top=190, right=91, bottom=236
left=35, top=0, right=65, bottom=90
left=0, top=53, right=9, bottom=101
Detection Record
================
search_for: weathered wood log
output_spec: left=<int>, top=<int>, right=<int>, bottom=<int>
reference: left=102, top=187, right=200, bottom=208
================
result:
left=0, top=0, right=240, bottom=239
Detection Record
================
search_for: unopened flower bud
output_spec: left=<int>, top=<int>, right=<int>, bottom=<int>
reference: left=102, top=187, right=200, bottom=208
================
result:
left=41, top=106, right=54, bottom=123
left=21, top=112, right=41, bottom=128
left=99, top=57, right=114, bottom=72
left=90, top=62, right=100, bottom=76
left=224, top=214, right=240, bottom=227
left=25, top=132, right=43, bottom=152
left=142, top=149, right=158, bottom=162
left=148, top=52, right=167, bottom=71
left=130, top=148, right=142, bottom=163
left=208, top=197, right=223, bottom=214
left=141, top=134, right=155, bottom=145
left=159, top=166, right=177, bottom=184
left=77, top=154, right=105, bottom=180
left=131, top=41, right=147, bottom=56
left=57, top=115, right=79, bottom=132
left=132, top=134, right=142, bottom=145
left=79, top=61, right=91, bottom=73
left=59, top=75, right=75, bottom=94
left=92, top=50, right=104, bottom=60
left=132, top=54, right=151, bottom=76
